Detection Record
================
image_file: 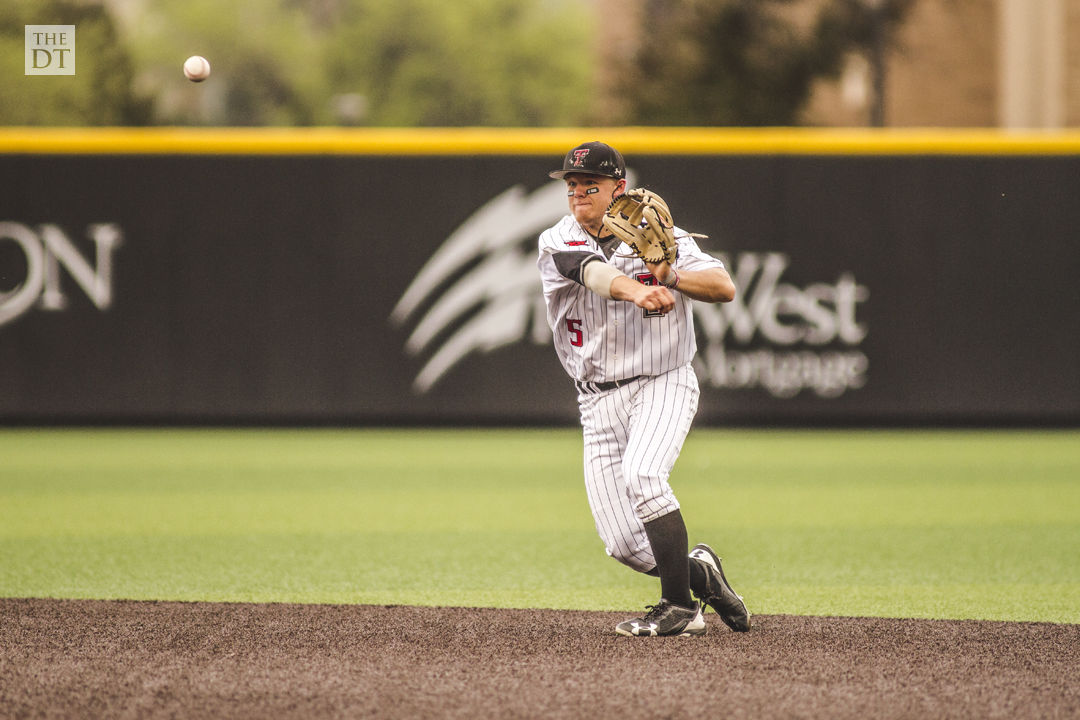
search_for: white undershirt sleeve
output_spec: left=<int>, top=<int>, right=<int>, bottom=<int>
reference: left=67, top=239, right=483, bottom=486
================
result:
left=582, top=260, right=623, bottom=299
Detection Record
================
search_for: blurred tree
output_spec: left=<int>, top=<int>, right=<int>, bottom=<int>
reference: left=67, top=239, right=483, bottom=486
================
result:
left=119, top=0, right=326, bottom=126
left=0, top=0, right=152, bottom=125
left=322, top=0, right=592, bottom=126
left=815, top=0, right=917, bottom=126
left=621, top=0, right=915, bottom=126
left=117, top=0, right=592, bottom=126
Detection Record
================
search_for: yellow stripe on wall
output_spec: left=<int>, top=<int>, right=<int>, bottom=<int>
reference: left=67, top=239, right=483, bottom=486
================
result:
left=3, top=126, right=1080, bottom=155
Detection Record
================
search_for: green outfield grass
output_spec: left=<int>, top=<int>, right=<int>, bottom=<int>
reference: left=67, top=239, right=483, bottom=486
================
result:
left=1, top=428, right=1077, bottom=623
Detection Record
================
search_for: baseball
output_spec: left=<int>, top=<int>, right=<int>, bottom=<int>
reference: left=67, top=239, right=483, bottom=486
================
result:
left=183, top=55, right=211, bottom=82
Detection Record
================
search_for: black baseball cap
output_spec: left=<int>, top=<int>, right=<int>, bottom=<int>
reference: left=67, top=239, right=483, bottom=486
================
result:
left=549, top=141, right=626, bottom=180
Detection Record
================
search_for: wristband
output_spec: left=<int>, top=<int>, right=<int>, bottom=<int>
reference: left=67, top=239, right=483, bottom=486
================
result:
left=660, top=270, right=680, bottom=289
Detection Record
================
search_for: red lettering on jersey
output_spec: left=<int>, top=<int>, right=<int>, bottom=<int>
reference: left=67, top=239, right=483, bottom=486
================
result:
left=566, top=318, right=584, bottom=346
left=565, top=240, right=587, bottom=246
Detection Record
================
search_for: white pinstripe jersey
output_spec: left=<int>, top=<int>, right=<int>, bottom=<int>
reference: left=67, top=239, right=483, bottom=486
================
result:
left=537, top=215, right=725, bottom=384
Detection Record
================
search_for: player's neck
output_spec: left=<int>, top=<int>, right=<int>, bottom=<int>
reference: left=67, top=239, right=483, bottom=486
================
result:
left=577, top=218, right=605, bottom=238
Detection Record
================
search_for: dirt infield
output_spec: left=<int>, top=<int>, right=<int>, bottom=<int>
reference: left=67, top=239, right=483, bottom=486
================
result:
left=1, top=599, right=1077, bottom=719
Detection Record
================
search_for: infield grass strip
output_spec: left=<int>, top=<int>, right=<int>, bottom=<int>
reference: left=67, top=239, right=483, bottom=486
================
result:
left=0, top=428, right=1077, bottom=623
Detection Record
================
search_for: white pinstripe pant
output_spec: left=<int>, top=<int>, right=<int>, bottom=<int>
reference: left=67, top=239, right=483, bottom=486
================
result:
left=577, top=364, right=700, bottom=573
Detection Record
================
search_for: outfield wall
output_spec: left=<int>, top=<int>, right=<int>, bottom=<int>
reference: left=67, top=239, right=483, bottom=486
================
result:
left=1, top=128, right=1078, bottom=425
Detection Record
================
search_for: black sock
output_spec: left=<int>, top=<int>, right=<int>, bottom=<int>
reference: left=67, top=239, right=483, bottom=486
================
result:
left=688, top=555, right=707, bottom=597
left=642, top=509, right=694, bottom=609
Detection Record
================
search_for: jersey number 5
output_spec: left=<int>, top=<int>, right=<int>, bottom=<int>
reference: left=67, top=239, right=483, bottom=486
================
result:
left=566, top=318, right=584, bottom=347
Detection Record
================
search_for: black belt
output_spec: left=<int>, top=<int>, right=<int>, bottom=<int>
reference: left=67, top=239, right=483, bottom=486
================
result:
left=574, top=375, right=643, bottom=394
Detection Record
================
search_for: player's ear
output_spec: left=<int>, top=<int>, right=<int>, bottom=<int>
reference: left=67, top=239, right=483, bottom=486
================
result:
left=613, top=178, right=627, bottom=197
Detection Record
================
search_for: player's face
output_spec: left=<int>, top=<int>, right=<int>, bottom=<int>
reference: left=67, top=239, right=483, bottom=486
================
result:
left=565, top=174, right=624, bottom=233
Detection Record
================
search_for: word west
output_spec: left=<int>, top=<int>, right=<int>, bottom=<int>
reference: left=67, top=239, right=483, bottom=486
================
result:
left=25, top=25, right=75, bottom=75
left=694, top=252, right=870, bottom=398
left=0, top=222, right=122, bottom=327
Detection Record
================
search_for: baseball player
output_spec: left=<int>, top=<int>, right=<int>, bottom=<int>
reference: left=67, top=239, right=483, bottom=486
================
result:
left=537, top=141, right=751, bottom=637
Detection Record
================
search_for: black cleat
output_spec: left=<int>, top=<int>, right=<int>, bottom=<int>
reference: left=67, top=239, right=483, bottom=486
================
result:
left=615, top=599, right=706, bottom=637
left=689, top=543, right=751, bottom=632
